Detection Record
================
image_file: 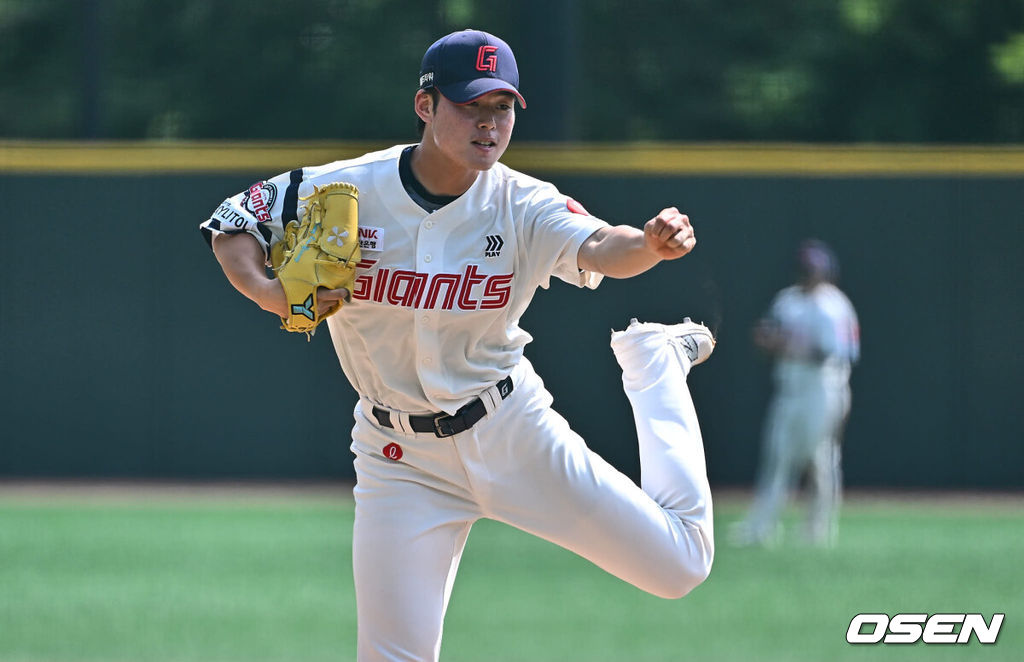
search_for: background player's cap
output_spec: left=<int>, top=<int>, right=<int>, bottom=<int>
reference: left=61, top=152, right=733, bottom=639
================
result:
left=419, top=29, right=526, bottom=108
left=798, top=238, right=839, bottom=282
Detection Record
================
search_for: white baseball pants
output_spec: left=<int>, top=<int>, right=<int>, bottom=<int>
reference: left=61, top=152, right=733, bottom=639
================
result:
left=349, top=324, right=714, bottom=661
left=743, top=380, right=851, bottom=545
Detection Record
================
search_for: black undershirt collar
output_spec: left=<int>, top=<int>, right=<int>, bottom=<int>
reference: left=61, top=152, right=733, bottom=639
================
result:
left=399, top=146, right=460, bottom=213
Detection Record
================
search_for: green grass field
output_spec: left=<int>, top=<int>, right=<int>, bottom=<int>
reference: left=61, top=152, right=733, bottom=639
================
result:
left=0, top=485, right=1020, bottom=662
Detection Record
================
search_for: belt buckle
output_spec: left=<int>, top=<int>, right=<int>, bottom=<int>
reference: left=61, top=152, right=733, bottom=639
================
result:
left=432, top=414, right=456, bottom=437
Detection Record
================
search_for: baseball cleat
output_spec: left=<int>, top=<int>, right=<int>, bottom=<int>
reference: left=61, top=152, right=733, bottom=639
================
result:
left=667, top=317, right=716, bottom=367
left=612, top=317, right=716, bottom=368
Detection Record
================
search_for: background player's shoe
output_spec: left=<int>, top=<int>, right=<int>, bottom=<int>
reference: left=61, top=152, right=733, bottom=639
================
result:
left=727, top=520, right=783, bottom=548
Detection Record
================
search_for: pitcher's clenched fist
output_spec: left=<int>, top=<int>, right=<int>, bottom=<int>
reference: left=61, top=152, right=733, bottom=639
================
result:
left=644, top=207, right=695, bottom=260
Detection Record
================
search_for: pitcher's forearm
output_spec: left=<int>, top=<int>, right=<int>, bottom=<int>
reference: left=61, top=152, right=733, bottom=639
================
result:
left=212, top=233, right=287, bottom=316
left=578, top=226, right=662, bottom=279
left=578, top=208, right=696, bottom=278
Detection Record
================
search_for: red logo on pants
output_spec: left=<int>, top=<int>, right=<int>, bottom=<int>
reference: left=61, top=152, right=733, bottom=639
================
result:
left=383, top=443, right=403, bottom=461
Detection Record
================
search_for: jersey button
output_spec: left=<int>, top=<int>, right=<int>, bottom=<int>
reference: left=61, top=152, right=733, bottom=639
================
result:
left=422, top=357, right=433, bottom=365
left=424, top=220, right=434, bottom=229
left=423, top=254, right=432, bottom=263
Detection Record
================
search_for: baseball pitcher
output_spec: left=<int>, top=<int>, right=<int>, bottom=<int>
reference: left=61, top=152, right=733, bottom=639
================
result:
left=201, top=29, right=717, bottom=662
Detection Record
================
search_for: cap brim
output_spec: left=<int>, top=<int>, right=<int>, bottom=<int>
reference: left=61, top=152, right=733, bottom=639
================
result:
left=438, top=78, right=526, bottom=108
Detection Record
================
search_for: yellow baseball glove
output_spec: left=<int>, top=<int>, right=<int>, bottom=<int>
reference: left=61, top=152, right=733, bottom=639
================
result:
left=270, top=181, right=360, bottom=337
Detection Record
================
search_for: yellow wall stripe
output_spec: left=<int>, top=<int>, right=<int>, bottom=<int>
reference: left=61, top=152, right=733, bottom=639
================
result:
left=2, top=140, right=1024, bottom=176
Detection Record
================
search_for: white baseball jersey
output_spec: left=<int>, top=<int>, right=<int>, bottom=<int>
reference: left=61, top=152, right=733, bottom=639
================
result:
left=766, top=282, right=860, bottom=392
left=200, top=144, right=609, bottom=414
left=202, top=146, right=717, bottom=661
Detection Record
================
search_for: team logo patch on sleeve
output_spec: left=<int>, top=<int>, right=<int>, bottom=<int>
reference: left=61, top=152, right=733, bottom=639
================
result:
left=242, top=181, right=278, bottom=223
left=566, top=197, right=590, bottom=215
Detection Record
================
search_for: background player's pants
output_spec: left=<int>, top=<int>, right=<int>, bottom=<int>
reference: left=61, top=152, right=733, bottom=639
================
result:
left=350, top=324, right=714, bottom=662
left=741, top=381, right=850, bottom=546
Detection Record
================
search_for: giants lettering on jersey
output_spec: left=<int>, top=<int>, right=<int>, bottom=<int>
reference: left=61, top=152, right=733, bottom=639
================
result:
left=352, top=260, right=512, bottom=311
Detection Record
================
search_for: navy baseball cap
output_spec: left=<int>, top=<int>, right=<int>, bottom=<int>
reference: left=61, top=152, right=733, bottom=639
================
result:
left=418, top=29, right=526, bottom=108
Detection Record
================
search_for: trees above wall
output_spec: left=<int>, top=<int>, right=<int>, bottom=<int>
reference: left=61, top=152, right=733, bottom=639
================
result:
left=1, top=0, right=1022, bottom=142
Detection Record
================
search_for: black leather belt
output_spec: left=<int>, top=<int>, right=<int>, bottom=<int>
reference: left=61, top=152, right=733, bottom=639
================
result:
left=372, top=375, right=514, bottom=438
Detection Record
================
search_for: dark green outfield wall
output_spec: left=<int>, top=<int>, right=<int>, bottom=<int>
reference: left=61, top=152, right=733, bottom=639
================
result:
left=1, top=169, right=1021, bottom=488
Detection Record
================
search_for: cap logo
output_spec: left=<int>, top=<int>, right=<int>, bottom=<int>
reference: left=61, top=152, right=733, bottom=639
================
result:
left=418, top=31, right=525, bottom=107
left=475, top=45, right=498, bottom=72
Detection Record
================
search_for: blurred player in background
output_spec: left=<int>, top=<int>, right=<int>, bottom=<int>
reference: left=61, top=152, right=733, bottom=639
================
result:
left=730, top=239, right=859, bottom=548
